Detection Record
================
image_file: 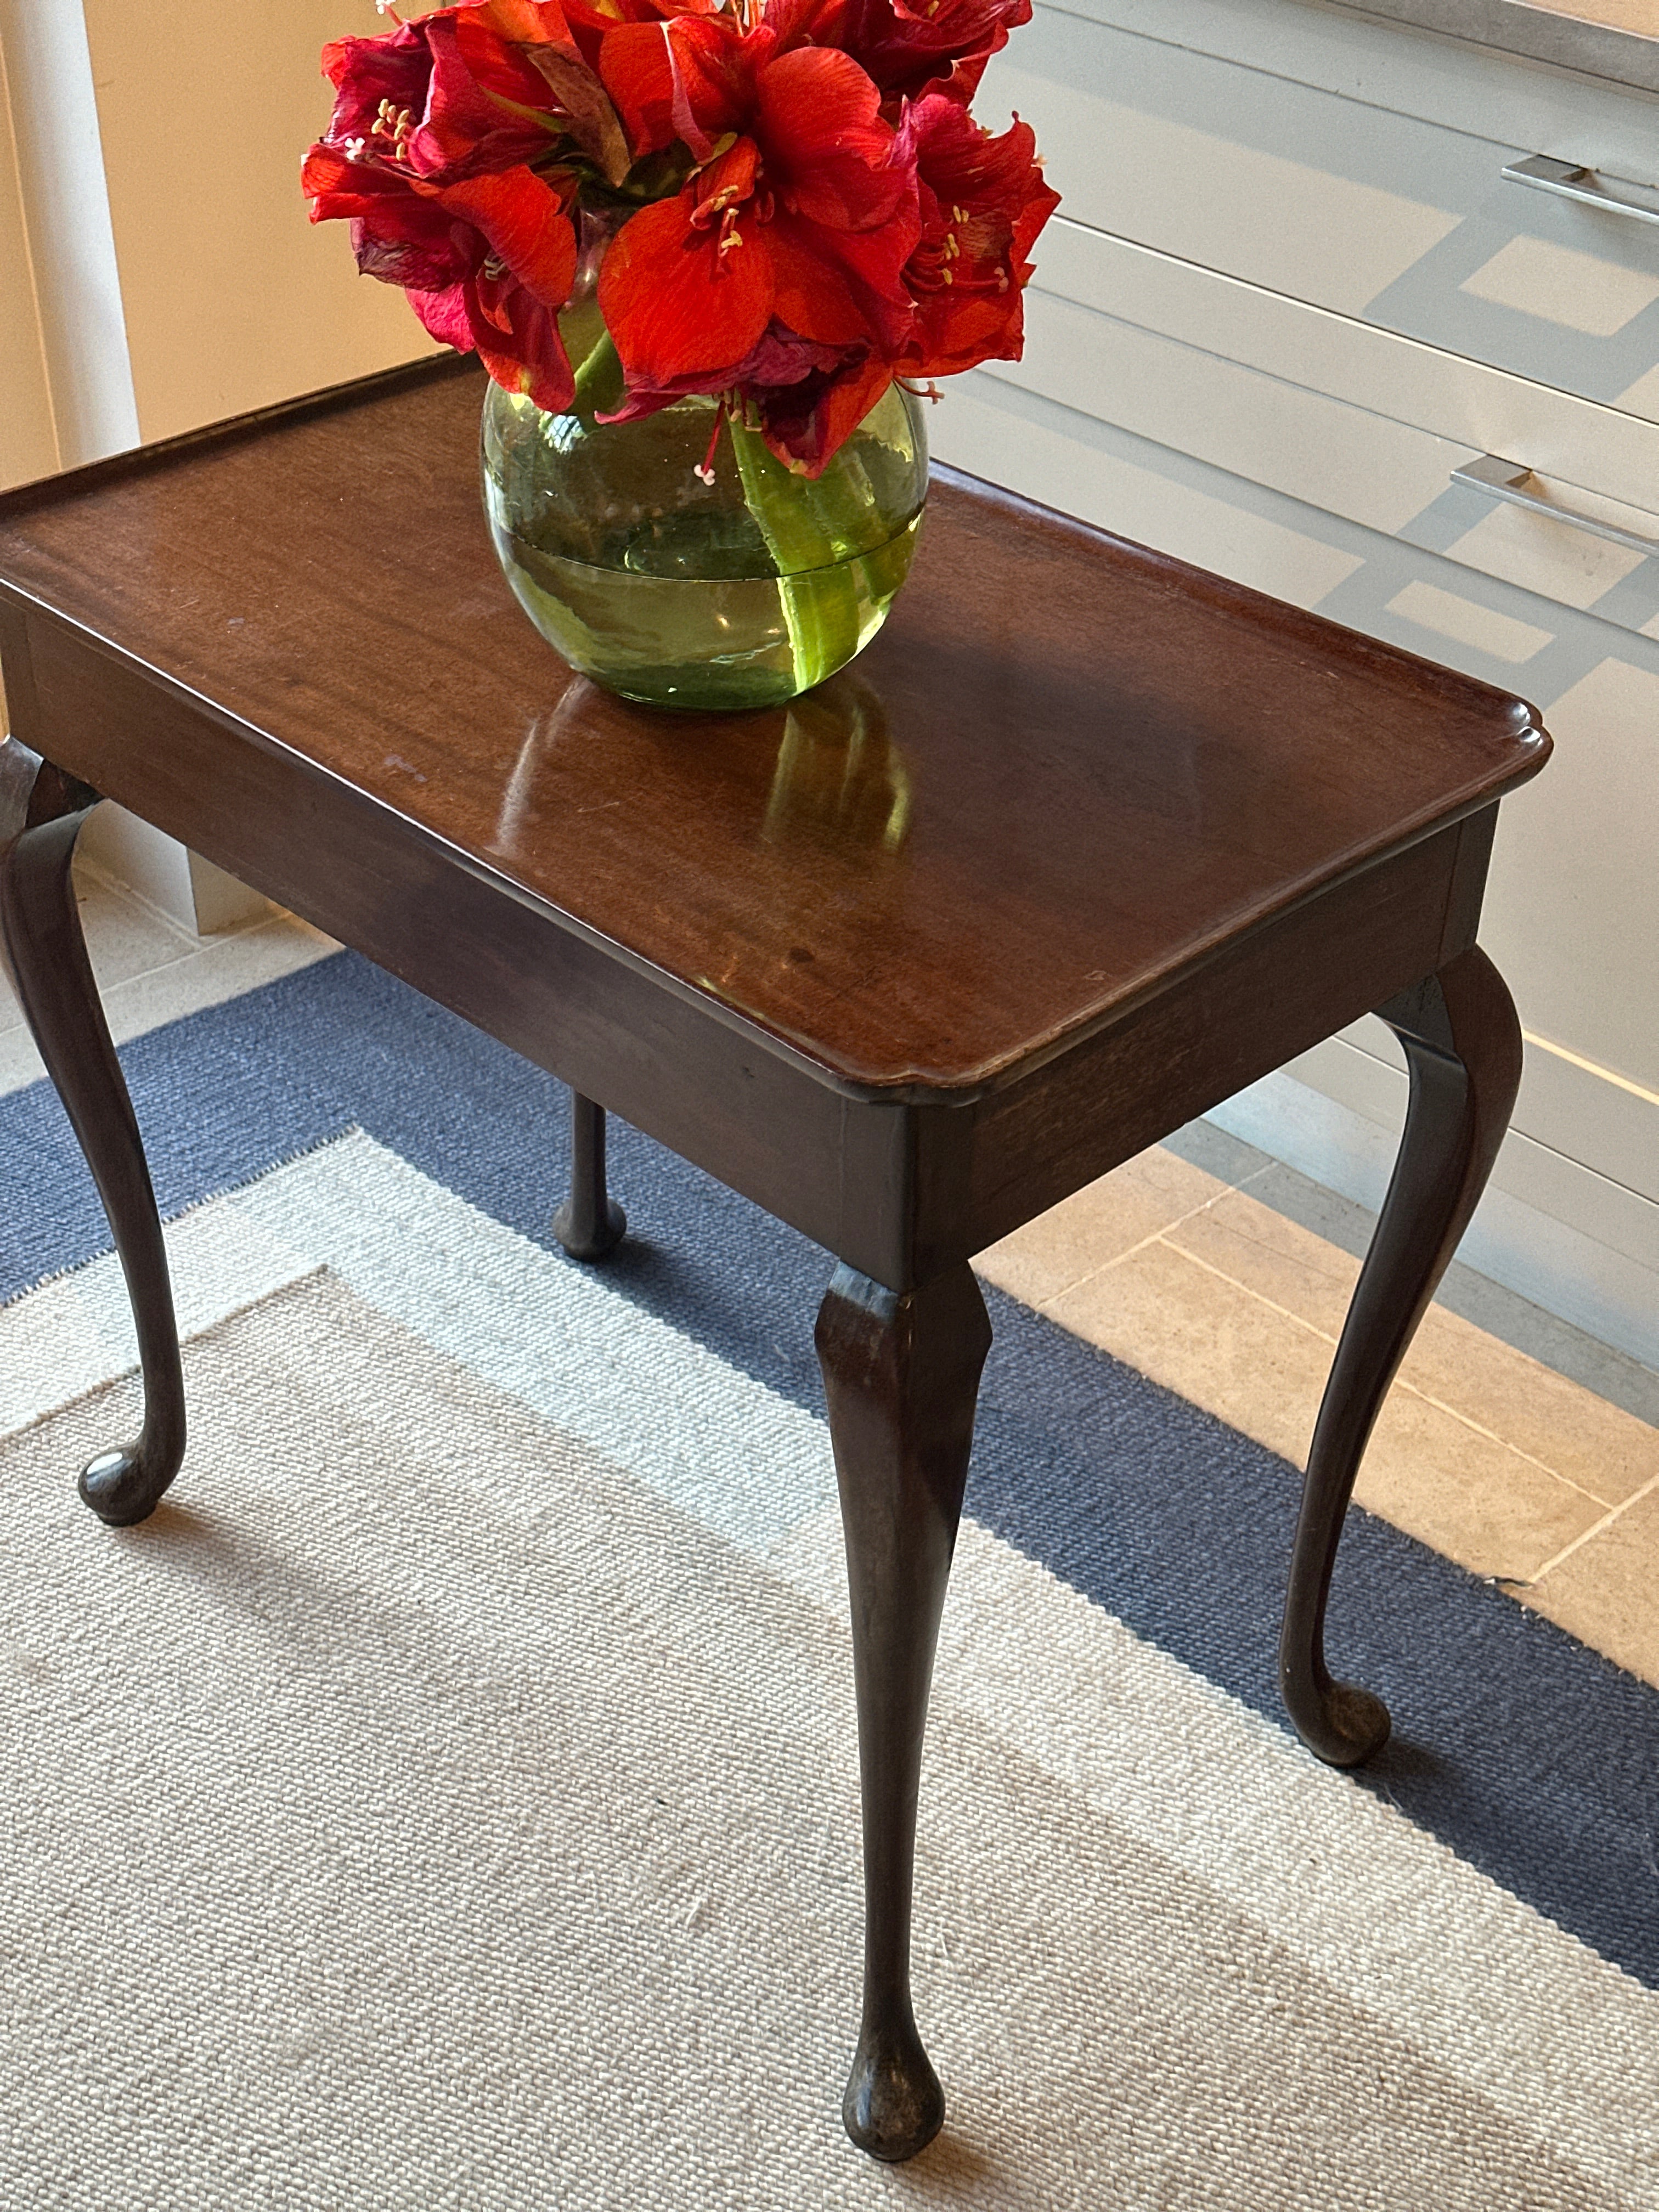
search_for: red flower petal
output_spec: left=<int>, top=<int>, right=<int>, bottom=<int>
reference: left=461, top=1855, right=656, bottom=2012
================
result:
left=764, top=0, right=1029, bottom=104
left=600, top=15, right=743, bottom=157
left=439, top=167, right=579, bottom=304
left=600, top=190, right=775, bottom=387
left=447, top=10, right=575, bottom=122
left=753, top=48, right=904, bottom=231
left=766, top=205, right=917, bottom=353
left=757, top=351, right=892, bottom=473
left=468, top=271, right=577, bottom=411
left=897, top=95, right=1057, bottom=375
left=409, top=282, right=476, bottom=349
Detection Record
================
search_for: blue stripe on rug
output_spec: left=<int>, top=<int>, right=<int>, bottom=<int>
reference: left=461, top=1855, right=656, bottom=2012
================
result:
left=3, top=949, right=1656, bottom=1985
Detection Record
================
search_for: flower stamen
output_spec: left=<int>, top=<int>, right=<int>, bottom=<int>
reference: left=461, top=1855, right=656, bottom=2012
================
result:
left=693, top=401, right=726, bottom=486
left=372, top=99, right=416, bottom=161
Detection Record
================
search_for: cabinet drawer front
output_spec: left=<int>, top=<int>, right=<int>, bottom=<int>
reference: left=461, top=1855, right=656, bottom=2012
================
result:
left=1001, top=223, right=1659, bottom=638
left=988, top=8, right=1659, bottom=424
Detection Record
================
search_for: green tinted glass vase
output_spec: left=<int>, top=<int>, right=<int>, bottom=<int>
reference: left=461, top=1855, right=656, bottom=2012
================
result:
left=480, top=297, right=929, bottom=712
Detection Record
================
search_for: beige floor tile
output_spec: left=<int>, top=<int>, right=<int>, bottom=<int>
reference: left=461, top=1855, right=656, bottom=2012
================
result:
left=1167, top=1187, right=1358, bottom=1335
left=1042, top=1228, right=1605, bottom=1585
left=1357, top=1387, right=1605, bottom=1585
left=1399, top=1306, right=1657, bottom=1511
left=0, top=865, right=192, bottom=1036
left=1168, top=1186, right=1656, bottom=1512
left=1523, top=1486, right=1659, bottom=1689
left=974, top=1146, right=1229, bottom=1308
left=1042, top=1235, right=1330, bottom=1468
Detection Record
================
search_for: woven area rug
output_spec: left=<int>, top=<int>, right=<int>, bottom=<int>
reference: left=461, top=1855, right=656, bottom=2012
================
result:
left=3, top=954, right=1657, bottom=2209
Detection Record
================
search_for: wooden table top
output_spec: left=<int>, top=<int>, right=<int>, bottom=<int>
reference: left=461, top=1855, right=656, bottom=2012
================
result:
left=0, top=357, right=1548, bottom=1095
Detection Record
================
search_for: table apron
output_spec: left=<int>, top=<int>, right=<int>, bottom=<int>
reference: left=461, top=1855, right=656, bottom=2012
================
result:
left=948, top=811, right=1491, bottom=1267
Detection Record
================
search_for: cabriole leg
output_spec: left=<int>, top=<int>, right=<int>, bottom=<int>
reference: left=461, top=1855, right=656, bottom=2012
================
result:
left=552, top=1089, right=625, bottom=1259
left=815, top=1260, right=991, bottom=2162
left=0, top=740, right=185, bottom=1524
left=1280, top=946, right=1522, bottom=1765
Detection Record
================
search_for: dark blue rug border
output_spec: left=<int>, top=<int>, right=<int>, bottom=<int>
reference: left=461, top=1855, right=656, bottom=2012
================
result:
left=3, top=951, right=1656, bottom=1985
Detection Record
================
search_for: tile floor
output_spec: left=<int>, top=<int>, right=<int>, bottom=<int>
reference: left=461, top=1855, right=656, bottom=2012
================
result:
left=979, top=1143, right=1659, bottom=1689
left=0, top=859, right=337, bottom=1101
left=7, top=857, right=1657, bottom=1690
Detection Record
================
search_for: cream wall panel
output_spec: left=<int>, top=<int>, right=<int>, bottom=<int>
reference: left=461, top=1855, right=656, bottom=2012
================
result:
left=81, top=0, right=437, bottom=443
left=987, top=10, right=1659, bottom=422
left=1458, top=235, right=1659, bottom=338
left=1440, top=503, right=1646, bottom=613
left=1286, top=1031, right=1659, bottom=1281
left=1036, top=219, right=1659, bottom=506
left=1336, top=1010, right=1659, bottom=1212
left=1382, top=579, right=1553, bottom=661
left=0, top=38, right=58, bottom=489
left=932, top=380, right=1367, bottom=602
left=1243, top=1043, right=1659, bottom=1371
left=1023, top=223, right=1659, bottom=623
left=1617, top=363, right=1659, bottom=414
left=1510, top=1034, right=1659, bottom=1214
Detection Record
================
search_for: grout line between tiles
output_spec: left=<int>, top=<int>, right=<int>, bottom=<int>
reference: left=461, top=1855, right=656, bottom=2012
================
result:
left=1025, top=1165, right=1275, bottom=1314
left=1109, top=1233, right=1610, bottom=1513
left=1525, top=1464, right=1659, bottom=1589
left=73, top=863, right=205, bottom=957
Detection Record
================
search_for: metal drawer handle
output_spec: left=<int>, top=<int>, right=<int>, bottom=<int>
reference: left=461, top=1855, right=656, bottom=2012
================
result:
left=1502, top=153, right=1659, bottom=227
left=1452, top=454, right=1659, bottom=556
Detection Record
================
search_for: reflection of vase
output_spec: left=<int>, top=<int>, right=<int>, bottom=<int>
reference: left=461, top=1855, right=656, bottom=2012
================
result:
left=763, top=674, right=912, bottom=856
left=479, top=231, right=929, bottom=713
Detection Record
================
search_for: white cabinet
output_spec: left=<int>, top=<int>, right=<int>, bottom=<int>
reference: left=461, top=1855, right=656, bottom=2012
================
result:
left=940, top=0, right=1659, bottom=1364
left=994, top=6, right=1659, bottom=416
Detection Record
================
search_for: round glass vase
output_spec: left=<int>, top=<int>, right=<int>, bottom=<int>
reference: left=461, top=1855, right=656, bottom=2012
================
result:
left=480, top=297, right=929, bottom=712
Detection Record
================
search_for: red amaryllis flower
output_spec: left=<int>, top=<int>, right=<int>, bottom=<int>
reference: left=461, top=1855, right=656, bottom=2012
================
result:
left=896, top=94, right=1057, bottom=376
left=452, top=0, right=636, bottom=187
left=596, top=43, right=918, bottom=465
left=598, top=12, right=746, bottom=161
left=602, top=318, right=890, bottom=474
left=318, top=12, right=556, bottom=185
left=748, top=348, right=895, bottom=473
left=765, top=0, right=1032, bottom=108
left=303, top=144, right=580, bottom=410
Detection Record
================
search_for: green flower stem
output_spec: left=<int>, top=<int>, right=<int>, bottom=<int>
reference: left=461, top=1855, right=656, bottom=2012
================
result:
left=728, top=417, right=864, bottom=693
left=571, top=327, right=625, bottom=419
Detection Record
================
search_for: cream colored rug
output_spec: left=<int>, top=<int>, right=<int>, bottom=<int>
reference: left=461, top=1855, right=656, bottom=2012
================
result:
left=2, top=1135, right=1655, bottom=2208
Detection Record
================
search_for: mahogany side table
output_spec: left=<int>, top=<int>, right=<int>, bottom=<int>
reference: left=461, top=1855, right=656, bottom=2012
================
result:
left=0, top=358, right=1548, bottom=2162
